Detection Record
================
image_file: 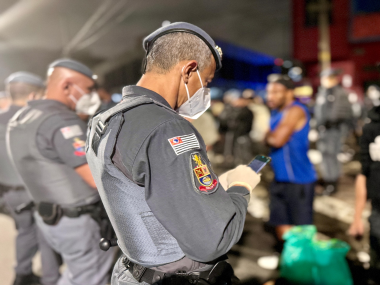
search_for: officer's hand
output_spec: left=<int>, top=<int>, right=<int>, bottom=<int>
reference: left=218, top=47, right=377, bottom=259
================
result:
left=226, top=165, right=261, bottom=191
left=348, top=219, right=364, bottom=237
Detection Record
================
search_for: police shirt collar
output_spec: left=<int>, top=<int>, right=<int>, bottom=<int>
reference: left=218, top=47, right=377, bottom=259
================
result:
left=122, top=86, right=171, bottom=108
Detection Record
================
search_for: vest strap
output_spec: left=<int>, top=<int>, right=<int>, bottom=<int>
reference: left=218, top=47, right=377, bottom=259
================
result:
left=91, top=95, right=175, bottom=155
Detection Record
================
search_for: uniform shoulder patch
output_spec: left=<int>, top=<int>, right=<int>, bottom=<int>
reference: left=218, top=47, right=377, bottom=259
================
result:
left=60, top=125, right=83, bottom=139
left=168, top=134, right=200, bottom=155
left=190, top=152, right=218, bottom=194
left=73, top=137, right=86, bottom=156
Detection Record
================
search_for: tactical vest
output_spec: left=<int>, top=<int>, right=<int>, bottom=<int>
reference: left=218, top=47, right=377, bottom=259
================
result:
left=7, top=105, right=99, bottom=207
left=0, top=122, right=23, bottom=187
left=86, top=95, right=185, bottom=267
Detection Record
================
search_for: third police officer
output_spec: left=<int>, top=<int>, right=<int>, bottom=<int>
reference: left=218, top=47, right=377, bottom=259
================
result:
left=7, top=59, right=114, bottom=285
left=86, top=22, right=261, bottom=285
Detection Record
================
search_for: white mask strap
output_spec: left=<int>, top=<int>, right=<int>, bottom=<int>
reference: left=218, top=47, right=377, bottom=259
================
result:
left=68, top=94, right=78, bottom=104
left=196, top=70, right=203, bottom=88
left=73, top=84, right=86, bottom=95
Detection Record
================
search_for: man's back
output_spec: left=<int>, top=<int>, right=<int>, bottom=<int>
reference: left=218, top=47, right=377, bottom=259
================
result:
left=0, top=105, right=23, bottom=187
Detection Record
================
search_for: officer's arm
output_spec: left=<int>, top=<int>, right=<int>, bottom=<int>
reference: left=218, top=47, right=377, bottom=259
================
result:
left=133, top=118, right=249, bottom=262
left=42, top=115, right=97, bottom=189
left=75, top=164, right=97, bottom=188
left=266, top=105, right=306, bottom=148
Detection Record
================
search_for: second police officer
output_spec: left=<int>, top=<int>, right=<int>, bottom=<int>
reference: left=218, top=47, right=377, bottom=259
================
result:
left=6, top=59, right=114, bottom=285
left=86, top=22, right=261, bottom=285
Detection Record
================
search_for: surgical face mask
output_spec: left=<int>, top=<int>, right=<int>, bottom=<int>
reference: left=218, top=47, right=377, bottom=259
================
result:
left=69, top=84, right=101, bottom=115
left=176, top=69, right=211, bottom=120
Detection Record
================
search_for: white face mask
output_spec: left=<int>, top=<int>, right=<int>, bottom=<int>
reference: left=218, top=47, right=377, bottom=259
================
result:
left=69, top=84, right=101, bottom=116
left=176, top=69, right=211, bottom=120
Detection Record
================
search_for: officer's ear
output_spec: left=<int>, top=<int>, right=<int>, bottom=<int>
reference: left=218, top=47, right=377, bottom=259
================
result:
left=181, top=61, right=198, bottom=84
left=62, top=80, right=74, bottom=96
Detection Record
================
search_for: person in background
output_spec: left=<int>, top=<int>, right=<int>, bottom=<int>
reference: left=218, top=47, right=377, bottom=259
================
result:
left=0, top=90, right=11, bottom=111
left=97, top=86, right=117, bottom=112
left=219, top=90, right=254, bottom=165
left=349, top=104, right=380, bottom=284
left=265, top=75, right=317, bottom=244
left=6, top=59, right=113, bottom=285
left=314, top=69, right=353, bottom=195
left=0, top=72, right=60, bottom=285
left=191, top=111, right=219, bottom=150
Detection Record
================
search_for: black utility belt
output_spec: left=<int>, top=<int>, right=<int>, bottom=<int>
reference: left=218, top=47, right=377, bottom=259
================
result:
left=122, top=257, right=234, bottom=285
left=37, top=201, right=97, bottom=226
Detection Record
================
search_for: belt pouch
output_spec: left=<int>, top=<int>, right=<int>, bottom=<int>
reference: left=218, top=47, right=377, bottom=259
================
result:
left=37, top=202, right=63, bottom=225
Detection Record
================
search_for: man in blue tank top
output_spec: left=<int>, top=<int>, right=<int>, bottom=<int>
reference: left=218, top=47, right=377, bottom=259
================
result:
left=265, top=75, right=317, bottom=241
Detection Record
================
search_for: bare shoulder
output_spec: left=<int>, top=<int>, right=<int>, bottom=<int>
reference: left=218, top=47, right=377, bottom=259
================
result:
left=285, top=105, right=306, bottom=120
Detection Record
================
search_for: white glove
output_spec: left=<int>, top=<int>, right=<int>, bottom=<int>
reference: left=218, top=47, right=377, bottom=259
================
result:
left=218, top=170, right=232, bottom=190
left=226, top=165, right=261, bottom=191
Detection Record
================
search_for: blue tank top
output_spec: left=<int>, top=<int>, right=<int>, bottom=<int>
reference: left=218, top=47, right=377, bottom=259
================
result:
left=269, top=101, right=317, bottom=184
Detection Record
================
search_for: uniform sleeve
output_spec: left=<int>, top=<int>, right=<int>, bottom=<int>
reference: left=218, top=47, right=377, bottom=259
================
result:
left=37, top=115, right=88, bottom=168
left=132, top=118, right=249, bottom=262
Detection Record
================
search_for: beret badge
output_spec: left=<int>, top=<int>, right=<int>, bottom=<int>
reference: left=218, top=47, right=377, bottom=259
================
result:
left=215, top=45, right=223, bottom=59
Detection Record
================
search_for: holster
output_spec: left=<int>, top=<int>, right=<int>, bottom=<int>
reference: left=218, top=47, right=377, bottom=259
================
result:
left=206, top=261, right=235, bottom=285
left=90, top=201, right=115, bottom=240
left=37, top=202, right=63, bottom=225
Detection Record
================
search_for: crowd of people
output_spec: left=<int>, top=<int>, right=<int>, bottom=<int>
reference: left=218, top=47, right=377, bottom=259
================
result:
left=0, top=20, right=379, bottom=285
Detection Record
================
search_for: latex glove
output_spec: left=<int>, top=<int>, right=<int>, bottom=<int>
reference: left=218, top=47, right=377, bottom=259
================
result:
left=218, top=170, right=232, bottom=190
left=226, top=165, right=261, bottom=191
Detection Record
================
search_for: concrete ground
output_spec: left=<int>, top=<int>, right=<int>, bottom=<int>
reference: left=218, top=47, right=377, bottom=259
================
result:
left=0, top=161, right=370, bottom=285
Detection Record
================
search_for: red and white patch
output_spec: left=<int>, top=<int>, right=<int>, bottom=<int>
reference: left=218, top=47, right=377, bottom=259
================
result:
left=169, top=137, right=183, bottom=146
left=168, top=134, right=200, bottom=155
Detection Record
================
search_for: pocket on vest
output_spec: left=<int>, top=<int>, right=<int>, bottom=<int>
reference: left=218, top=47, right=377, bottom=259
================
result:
left=140, top=211, right=180, bottom=254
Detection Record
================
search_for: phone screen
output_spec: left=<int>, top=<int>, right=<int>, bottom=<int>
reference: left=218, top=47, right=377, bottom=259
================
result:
left=248, top=155, right=271, bottom=173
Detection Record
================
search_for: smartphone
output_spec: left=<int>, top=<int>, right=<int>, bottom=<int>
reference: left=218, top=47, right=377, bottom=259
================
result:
left=248, top=155, right=271, bottom=173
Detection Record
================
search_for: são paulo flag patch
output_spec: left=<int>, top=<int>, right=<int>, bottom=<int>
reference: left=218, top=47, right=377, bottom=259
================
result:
left=168, top=134, right=200, bottom=155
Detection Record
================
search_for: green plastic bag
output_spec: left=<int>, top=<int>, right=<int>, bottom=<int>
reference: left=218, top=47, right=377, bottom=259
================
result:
left=280, top=225, right=353, bottom=285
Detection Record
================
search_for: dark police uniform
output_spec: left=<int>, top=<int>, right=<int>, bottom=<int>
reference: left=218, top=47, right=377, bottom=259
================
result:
left=0, top=72, right=61, bottom=285
left=7, top=61, right=114, bottom=285
left=360, top=105, right=380, bottom=281
left=86, top=23, right=248, bottom=285
left=314, top=70, right=353, bottom=189
left=0, top=105, right=41, bottom=284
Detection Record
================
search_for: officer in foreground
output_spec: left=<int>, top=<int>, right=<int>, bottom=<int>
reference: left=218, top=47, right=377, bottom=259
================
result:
left=86, top=22, right=260, bottom=285
left=0, top=72, right=47, bottom=285
left=7, top=59, right=114, bottom=285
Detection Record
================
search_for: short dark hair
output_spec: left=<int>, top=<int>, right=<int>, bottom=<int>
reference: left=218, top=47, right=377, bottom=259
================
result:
left=269, top=75, right=295, bottom=90
left=8, top=82, right=44, bottom=101
left=146, top=32, right=213, bottom=74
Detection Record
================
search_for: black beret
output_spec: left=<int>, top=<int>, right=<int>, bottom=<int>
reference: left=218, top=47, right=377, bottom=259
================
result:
left=269, top=74, right=295, bottom=90
left=142, top=22, right=222, bottom=72
left=5, top=71, right=45, bottom=87
left=48, top=58, right=96, bottom=80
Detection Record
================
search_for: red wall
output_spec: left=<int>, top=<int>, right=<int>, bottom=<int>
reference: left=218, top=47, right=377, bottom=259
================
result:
left=293, top=0, right=380, bottom=93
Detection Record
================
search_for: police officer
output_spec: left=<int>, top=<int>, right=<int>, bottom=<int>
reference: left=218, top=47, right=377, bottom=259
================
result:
left=314, top=68, right=353, bottom=195
left=0, top=72, right=61, bottom=285
left=86, top=22, right=261, bottom=285
left=7, top=60, right=114, bottom=285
